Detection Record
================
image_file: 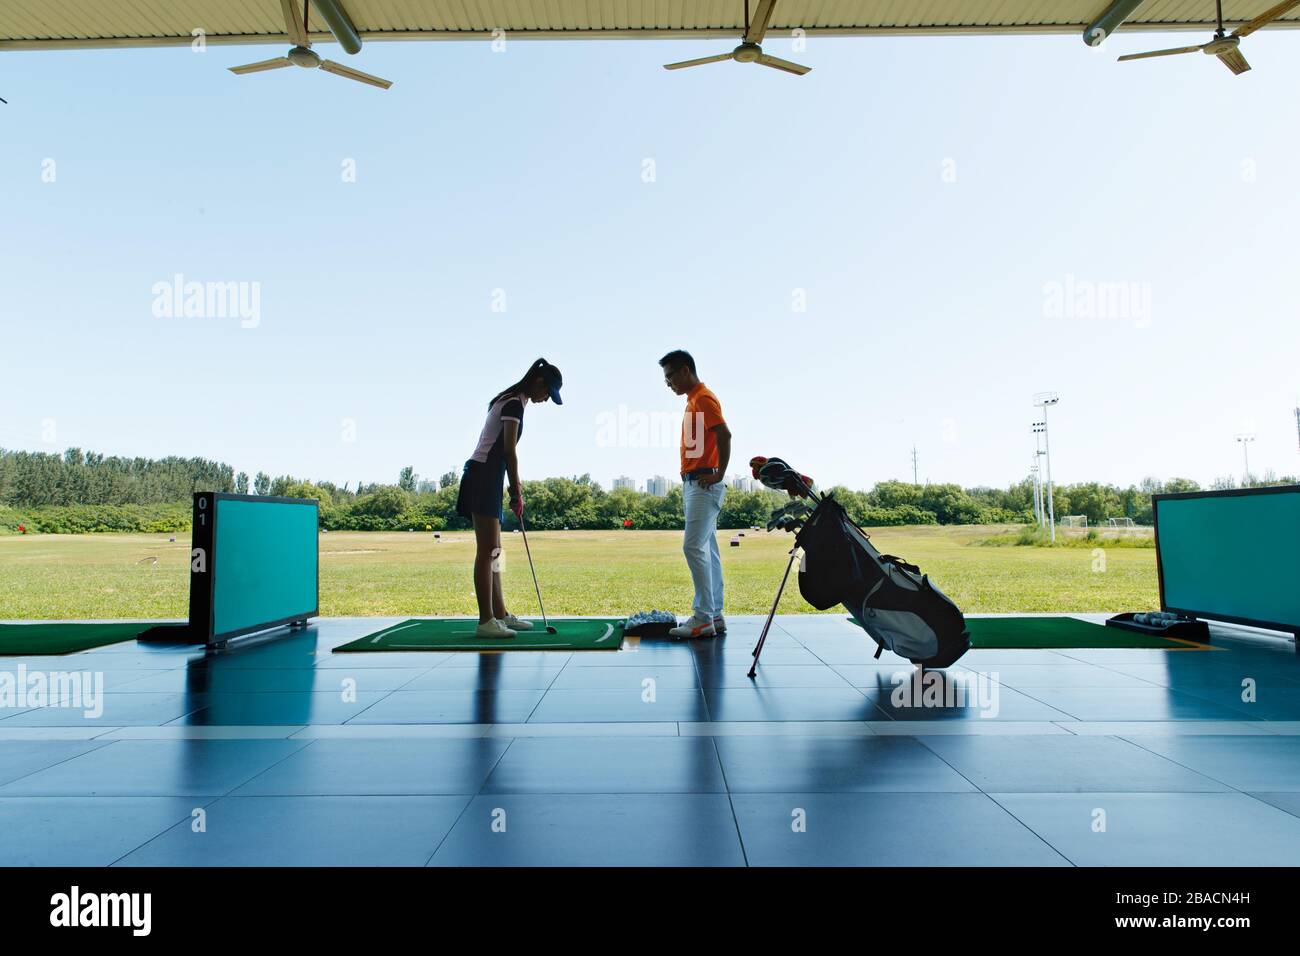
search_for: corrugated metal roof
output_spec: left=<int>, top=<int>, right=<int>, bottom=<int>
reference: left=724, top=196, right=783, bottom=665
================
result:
left=2, top=1, right=1298, bottom=48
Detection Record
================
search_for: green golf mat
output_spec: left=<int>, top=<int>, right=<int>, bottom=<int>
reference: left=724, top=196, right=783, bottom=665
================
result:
left=965, top=616, right=1202, bottom=649
left=335, top=618, right=625, bottom=652
left=0, top=622, right=188, bottom=656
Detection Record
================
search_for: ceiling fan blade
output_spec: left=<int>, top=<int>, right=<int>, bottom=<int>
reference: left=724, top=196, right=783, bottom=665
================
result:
left=229, top=57, right=294, bottom=74
left=1231, top=0, right=1300, bottom=38
left=745, top=0, right=779, bottom=45
left=1117, top=45, right=1206, bottom=61
left=319, top=59, right=393, bottom=89
left=280, top=0, right=310, bottom=46
left=756, top=53, right=811, bottom=75
left=1216, top=46, right=1252, bottom=73
left=663, top=52, right=736, bottom=70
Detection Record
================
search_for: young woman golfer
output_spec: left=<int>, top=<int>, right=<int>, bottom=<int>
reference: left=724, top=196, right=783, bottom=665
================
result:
left=456, top=358, right=563, bottom=638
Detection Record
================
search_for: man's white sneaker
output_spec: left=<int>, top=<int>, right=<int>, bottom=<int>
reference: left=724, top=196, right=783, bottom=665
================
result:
left=475, top=619, right=517, bottom=639
left=500, top=614, right=535, bottom=631
left=668, top=613, right=716, bottom=640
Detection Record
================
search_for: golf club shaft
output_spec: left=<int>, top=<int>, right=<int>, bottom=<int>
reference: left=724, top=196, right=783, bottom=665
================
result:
left=749, top=546, right=799, bottom=677
left=517, top=513, right=551, bottom=631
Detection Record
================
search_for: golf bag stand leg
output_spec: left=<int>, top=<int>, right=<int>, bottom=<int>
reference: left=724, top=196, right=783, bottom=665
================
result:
left=749, top=546, right=799, bottom=679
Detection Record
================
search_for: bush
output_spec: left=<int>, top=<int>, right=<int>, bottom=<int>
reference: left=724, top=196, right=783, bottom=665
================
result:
left=972, top=525, right=1155, bottom=548
left=0, top=503, right=191, bottom=534
left=858, top=505, right=938, bottom=526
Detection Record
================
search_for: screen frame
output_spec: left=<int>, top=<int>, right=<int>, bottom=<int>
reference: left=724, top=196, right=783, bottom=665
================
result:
left=191, top=492, right=320, bottom=645
left=1153, top=484, right=1300, bottom=636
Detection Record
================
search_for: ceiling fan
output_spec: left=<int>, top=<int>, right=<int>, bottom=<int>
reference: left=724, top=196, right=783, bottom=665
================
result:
left=1118, top=0, right=1300, bottom=74
left=664, top=0, right=810, bottom=76
left=229, top=0, right=392, bottom=89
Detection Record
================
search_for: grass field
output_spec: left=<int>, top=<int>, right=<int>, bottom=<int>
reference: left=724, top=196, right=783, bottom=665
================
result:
left=0, top=525, right=1159, bottom=620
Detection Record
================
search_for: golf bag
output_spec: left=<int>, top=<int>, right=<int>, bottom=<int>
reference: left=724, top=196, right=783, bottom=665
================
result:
left=795, top=495, right=970, bottom=668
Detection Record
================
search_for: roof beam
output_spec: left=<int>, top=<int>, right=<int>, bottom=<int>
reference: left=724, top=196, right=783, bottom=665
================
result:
left=4, top=21, right=1300, bottom=52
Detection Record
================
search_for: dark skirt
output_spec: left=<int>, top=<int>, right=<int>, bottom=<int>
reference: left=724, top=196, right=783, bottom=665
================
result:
left=456, top=457, right=507, bottom=522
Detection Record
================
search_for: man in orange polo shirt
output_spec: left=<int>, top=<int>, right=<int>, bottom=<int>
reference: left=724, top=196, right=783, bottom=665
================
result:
left=660, top=349, right=731, bottom=639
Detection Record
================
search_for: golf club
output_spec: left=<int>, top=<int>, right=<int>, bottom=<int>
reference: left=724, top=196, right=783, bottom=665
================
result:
left=516, top=511, right=557, bottom=634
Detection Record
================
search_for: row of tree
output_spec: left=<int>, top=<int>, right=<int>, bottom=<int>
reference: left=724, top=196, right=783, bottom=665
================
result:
left=3, top=448, right=1297, bottom=533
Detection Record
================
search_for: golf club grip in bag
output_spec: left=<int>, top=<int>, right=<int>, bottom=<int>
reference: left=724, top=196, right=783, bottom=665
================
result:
left=795, top=496, right=970, bottom=668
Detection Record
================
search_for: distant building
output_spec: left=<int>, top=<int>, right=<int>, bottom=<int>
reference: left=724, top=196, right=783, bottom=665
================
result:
left=730, top=475, right=756, bottom=492
left=416, top=479, right=439, bottom=494
left=645, top=475, right=670, bottom=496
left=612, top=476, right=637, bottom=491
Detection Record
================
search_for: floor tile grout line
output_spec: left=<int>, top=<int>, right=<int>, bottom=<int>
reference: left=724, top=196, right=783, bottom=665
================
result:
left=104, top=795, right=225, bottom=867
left=973, top=683, right=1091, bottom=724
left=1114, top=734, right=1267, bottom=796
left=1237, top=791, right=1300, bottom=822
left=504, top=657, right=574, bottom=726
left=0, top=737, right=120, bottom=790
left=337, top=684, right=407, bottom=725
left=9, top=719, right=1300, bottom=740
left=708, top=735, right=750, bottom=867
left=388, top=664, right=443, bottom=691
left=980, top=792, right=1079, bottom=867
left=424, top=736, right=520, bottom=865
left=692, top=638, right=714, bottom=725
left=213, top=735, right=320, bottom=798
left=910, top=734, right=995, bottom=796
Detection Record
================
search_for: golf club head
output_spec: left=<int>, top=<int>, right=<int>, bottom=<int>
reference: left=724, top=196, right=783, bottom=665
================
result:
left=766, top=499, right=812, bottom=531
left=759, top=461, right=813, bottom=497
left=757, top=460, right=794, bottom=490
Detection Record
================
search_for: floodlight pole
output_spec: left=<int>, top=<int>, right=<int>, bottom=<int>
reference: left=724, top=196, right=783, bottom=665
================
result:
left=1236, top=433, right=1255, bottom=487
left=1031, top=461, right=1041, bottom=526
left=1032, top=428, right=1047, bottom=528
left=1044, top=407, right=1056, bottom=542
left=1034, top=393, right=1059, bottom=542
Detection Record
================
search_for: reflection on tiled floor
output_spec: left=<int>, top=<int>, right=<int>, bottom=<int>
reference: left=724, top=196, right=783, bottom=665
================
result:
left=2, top=613, right=1300, bottom=866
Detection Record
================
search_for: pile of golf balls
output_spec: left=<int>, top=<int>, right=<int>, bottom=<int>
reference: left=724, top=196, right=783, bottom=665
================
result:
left=1134, top=611, right=1182, bottom=627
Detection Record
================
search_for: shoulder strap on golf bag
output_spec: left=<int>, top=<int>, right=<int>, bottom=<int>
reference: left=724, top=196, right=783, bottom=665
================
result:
left=879, top=554, right=921, bottom=575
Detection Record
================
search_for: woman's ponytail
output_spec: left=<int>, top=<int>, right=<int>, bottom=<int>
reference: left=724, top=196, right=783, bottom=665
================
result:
left=488, top=358, right=550, bottom=408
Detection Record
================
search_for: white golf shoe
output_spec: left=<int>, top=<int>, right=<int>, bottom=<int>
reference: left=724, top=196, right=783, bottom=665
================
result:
left=500, top=614, right=535, bottom=631
left=475, top=619, right=516, bottom=639
left=668, top=613, right=716, bottom=640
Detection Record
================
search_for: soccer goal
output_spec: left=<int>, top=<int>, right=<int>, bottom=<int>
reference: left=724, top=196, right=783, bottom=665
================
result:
left=1060, top=515, right=1088, bottom=529
left=1107, top=517, right=1136, bottom=529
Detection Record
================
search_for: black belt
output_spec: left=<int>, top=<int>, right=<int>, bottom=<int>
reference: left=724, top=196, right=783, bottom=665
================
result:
left=681, top=468, right=718, bottom=482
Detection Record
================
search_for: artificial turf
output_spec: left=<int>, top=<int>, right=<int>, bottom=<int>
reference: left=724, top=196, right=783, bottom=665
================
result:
left=0, top=621, right=187, bottom=655
left=334, top=617, right=625, bottom=652
left=964, top=615, right=1200, bottom=649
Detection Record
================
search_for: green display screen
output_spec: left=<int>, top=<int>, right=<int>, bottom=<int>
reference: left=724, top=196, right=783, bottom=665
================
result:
left=212, top=497, right=318, bottom=639
left=1156, top=488, right=1300, bottom=631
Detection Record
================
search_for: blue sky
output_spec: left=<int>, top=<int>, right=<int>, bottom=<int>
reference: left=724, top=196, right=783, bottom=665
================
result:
left=2, top=29, right=1297, bottom=492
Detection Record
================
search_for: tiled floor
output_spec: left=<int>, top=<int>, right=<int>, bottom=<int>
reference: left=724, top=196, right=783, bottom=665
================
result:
left=2, top=613, right=1300, bottom=866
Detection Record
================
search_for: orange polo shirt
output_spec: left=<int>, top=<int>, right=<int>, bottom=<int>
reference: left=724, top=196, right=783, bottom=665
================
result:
left=681, top=382, right=726, bottom=474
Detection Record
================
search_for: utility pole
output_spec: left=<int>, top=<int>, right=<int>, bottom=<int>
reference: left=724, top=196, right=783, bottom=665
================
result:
left=911, top=445, right=919, bottom=486
left=1034, top=392, right=1059, bottom=542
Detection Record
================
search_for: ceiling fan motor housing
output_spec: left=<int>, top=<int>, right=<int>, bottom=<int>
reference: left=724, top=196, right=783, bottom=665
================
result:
left=733, top=42, right=762, bottom=62
left=287, top=45, right=321, bottom=68
left=1204, top=35, right=1240, bottom=54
